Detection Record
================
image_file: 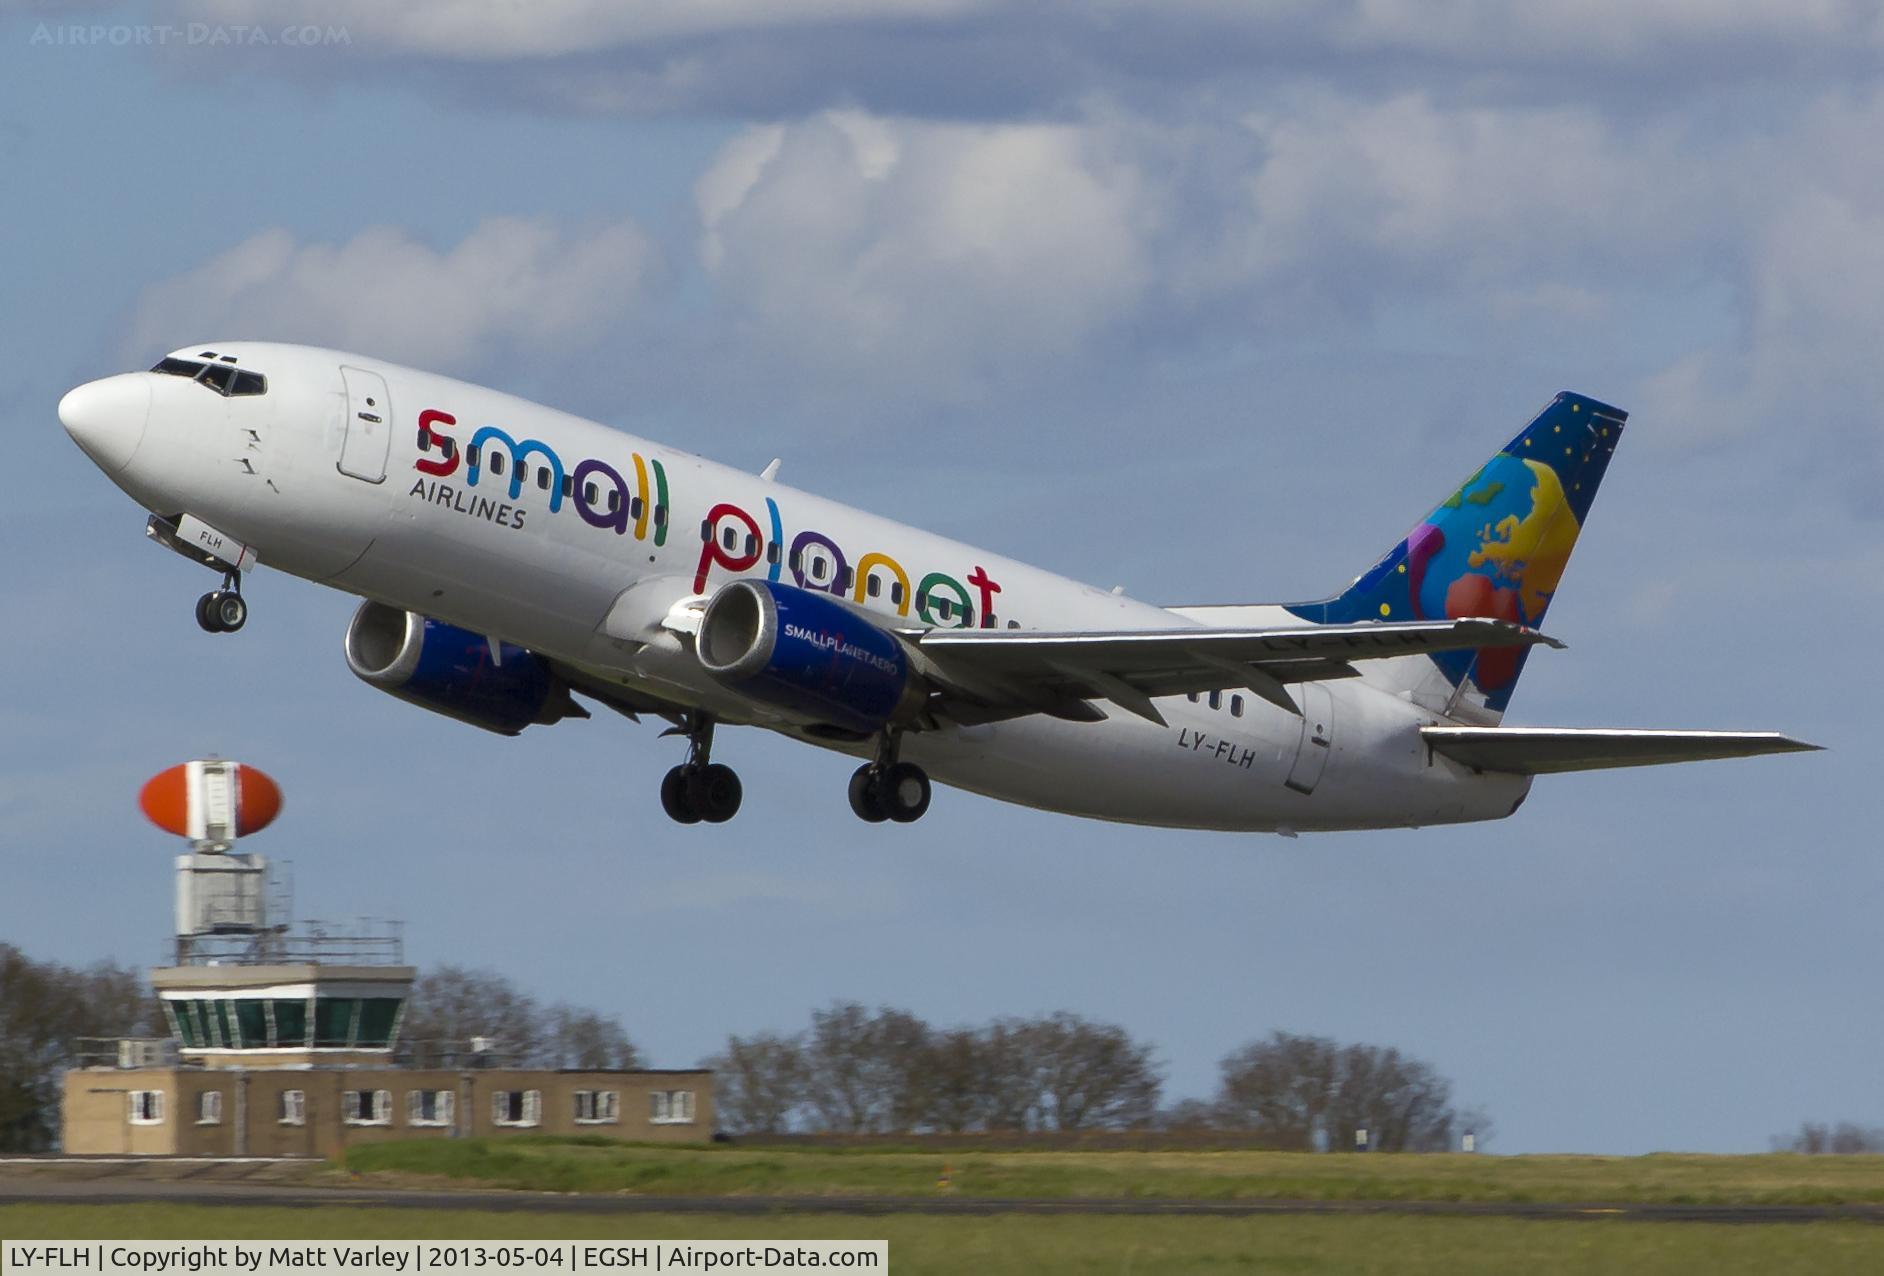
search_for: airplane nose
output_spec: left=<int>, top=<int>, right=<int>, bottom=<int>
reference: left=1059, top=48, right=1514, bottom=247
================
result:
left=58, top=374, right=151, bottom=472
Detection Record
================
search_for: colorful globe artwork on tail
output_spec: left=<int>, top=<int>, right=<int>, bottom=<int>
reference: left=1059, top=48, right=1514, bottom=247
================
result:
left=1287, top=392, right=1627, bottom=715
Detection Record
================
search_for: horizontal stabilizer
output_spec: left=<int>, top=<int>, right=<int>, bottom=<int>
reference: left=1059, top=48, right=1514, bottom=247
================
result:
left=1422, top=727, right=1821, bottom=775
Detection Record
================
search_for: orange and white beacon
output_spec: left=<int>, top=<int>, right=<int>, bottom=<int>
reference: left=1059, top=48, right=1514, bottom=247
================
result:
left=140, top=759, right=287, bottom=964
left=138, top=758, right=282, bottom=853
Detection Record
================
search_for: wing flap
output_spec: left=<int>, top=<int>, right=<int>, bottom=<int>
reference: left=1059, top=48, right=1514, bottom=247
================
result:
left=1422, top=727, right=1822, bottom=775
left=910, top=619, right=1556, bottom=725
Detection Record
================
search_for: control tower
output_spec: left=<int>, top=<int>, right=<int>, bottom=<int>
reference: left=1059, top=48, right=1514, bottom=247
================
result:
left=63, top=758, right=710, bottom=1156
left=140, top=758, right=414, bottom=1067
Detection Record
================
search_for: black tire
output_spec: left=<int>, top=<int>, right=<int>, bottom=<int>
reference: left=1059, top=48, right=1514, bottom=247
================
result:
left=195, top=593, right=222, bottom=633
left=215, top=591, right=248, bottom=632
left=660, top=766, right=701, bottom=824
left=848, top=765, right=887, bottom=823
left=690, top=763, right=742, bottom=823
left=881, top=762, right=931, bottom=824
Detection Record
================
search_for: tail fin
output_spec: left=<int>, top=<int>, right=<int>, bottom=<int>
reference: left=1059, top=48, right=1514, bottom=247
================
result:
left=1287, top=391, right=1627, bottom=720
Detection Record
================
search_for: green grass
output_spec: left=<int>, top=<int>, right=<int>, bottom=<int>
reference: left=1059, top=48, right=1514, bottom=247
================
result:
left=4, top=1203, right=1883, bottom=1275
left=339, top=1137, right=1884, bottom=1207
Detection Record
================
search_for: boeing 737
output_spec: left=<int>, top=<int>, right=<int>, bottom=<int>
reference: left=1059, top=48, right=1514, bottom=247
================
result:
left=59, top=345, right=1815, bottom=830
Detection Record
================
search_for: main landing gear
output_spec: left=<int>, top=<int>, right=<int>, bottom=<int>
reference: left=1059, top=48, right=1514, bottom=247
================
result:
left=848, top=733, right=931, bottom=824
left=660, top=713, right=743, bottom=824
left=195, top=572, right=248, bottom=634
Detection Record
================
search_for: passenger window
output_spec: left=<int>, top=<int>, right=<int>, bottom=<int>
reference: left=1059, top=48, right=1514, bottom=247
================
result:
left=937, top=598, right=953, bottom=620
left=701, top=520, right=712, bottom=542
left=1231, top=696, right=1244, bottom=717
left=890, top=582, right=904, bottom=605
left=1187, top=693, right=1199, bottom=703
left=490, top=452, right=505, bottom=476
left=561, top=476, right=573, bottom=498
left=745, top=534, right=759, bottom=556
left=841, top=567, right=854, bottom=591
left=608, top=490, right=621, bottom=513
left=1007, top=620, right=1020, bottom=629
left=1208, top=691, right=1222, bottom=710
left=631, top=497, right=644, bottom=520
left=584, top=483, right=598, bottom=505
left=721, top=526, right=737, bottom=550
left=867, top=575, right=881, bottom=598
left=654, top=505, right=668, bottom=526
left=417, top=426, right=430, bottom=448
left=767, top=543, right=782, bottom=565
left=468, top=445, right=481, bottom=467
left=516, top=462, right=529, bottom=484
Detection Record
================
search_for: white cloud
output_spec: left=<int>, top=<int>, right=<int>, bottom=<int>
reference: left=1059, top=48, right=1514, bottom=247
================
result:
left=125, top=216, right=655, bottom=370
left=695, top=111, right=1156, bottom=385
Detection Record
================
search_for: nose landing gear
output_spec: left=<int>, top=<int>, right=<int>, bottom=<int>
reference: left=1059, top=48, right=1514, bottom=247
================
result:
left=660, top=714, right=743, bottom=824
left=848, top=732, right=932, bottom=823
left=195, top=572, right=248, bottom=634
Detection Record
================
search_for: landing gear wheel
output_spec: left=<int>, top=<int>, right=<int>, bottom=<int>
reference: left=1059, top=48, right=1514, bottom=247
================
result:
left=195, top=592, right=222, bottom=633
left=212, top=591, right=248, bottom=632
left=849, top=765, right=887, bottom=823
left=661, top=766, right=701, bottom=824
left=688, top=763, right=743, bottom=824
left=879, top=762, right=932, bottom=824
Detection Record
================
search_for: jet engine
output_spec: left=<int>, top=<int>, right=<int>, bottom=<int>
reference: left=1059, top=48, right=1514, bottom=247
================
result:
left=343, top=601, right=587, bottom=736
left=697, top=580, right=926, bottom=735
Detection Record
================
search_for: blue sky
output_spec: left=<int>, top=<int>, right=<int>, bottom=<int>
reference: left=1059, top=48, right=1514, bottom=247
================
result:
left=3, top=1, right=1876, bottom=1153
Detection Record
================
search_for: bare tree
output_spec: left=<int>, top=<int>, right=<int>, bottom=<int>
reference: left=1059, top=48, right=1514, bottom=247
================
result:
left=541, top=1005, right=641, bottom=1070
left=1777, top=1122, right=1884, bottom=1154
left=1032, top=1012, right=1161, bottom=1131
left=703, top=1031, right=807, bottom=1134
left=1215, top=1031, right=1340, bottom=1149
left=798, top=1002, right=937, bottom=1134
left=0, top=945, right=161, bottom=1151
left=1214, top=1031, right=1469, bottom=1152
left=921, top=1027, right=991, bottom=1134
left=978, top=1018, right=1046, bottom=1132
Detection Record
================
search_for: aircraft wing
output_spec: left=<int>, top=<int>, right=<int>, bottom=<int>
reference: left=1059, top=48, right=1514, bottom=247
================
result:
left=909, top=620, right=1559, bottom=725
left=1421, top=727, right=1821, bottom=775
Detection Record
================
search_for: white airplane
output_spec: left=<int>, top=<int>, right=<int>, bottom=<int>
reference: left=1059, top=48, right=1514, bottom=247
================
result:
left=59, top=344, right=1815, bottom=831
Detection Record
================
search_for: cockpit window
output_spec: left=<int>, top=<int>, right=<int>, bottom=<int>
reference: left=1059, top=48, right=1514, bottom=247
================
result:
left=151, top=357, right=267, bottom=398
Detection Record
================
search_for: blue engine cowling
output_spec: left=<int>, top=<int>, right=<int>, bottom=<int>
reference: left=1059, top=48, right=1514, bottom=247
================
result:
left=697, top=580, right=925, bottom=735
left=343, top=601, right=587, bottom=736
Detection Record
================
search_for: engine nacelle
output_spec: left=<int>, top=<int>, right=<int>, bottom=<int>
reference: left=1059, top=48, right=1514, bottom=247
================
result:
left=343, top=601, right=586, bottom=736
left=697, top=580, right=926, bottom=735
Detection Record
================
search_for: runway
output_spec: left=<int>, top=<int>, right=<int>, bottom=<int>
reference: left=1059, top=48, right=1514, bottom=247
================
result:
left=4, top=1176, right=1882, bottom=1224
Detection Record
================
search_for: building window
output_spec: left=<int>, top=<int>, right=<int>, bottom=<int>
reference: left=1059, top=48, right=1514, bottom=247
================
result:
left=574, top=1090, right=620, bottom=1124
left=650, top=1090, right=696, bottom=1125
left=343, top=1089, right=392, bottom=1126
left=279, top=1090, right=306, bottom=1126
left=408, top=1089, right=455, bottom=1128
left=197, top=1091, right=223, bottom=1125
left=493, top=1090, right=541, bottom=1127
left=127, top=1090, right=164, bottom=1124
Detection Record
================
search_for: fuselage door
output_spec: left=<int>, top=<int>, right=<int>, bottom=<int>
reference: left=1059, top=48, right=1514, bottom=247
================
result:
left=338, top=366, right=392, bottom=483
left=1284, top=683, right=1335, bottom=795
